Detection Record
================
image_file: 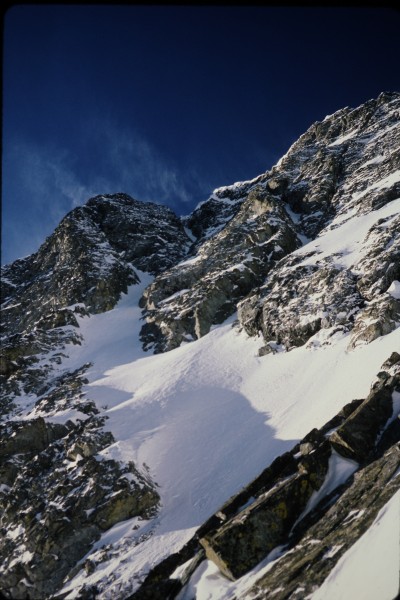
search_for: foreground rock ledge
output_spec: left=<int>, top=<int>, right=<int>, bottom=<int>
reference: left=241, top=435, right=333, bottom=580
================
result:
left=130, top=353, right=399, bottom=599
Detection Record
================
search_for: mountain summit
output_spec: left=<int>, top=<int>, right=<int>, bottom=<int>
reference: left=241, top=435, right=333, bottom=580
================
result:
left=1, top=92, right=399, bottom=599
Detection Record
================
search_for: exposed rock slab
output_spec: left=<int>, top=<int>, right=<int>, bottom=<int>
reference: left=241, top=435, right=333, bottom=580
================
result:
left=247, top=441, right=400, bottom=600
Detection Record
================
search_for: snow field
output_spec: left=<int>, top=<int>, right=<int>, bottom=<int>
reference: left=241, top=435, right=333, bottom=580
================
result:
left=311, top=490, right=400, bottom=600
left=59, top=269, right=400, bottom=597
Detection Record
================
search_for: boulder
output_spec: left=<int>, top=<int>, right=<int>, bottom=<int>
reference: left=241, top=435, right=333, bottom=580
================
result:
left=0, top=418, right=68, bottom=458
left=329, top=372, right=399, bottom=461
left=94, top=487, right=159, bottom=531
left=348, top=294, right=400, bottom=349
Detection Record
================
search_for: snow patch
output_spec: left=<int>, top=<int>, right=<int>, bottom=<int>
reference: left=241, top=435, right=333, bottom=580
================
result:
left=329, top=129, right=358, bottom=146
left=387, top=280, right=400, bottom=299
left=159, top=289, right=191, bottom=304
left=183, top=226, right=197, bottom=242
left=293, top=450, right=358, bottom=529
left=359, top=155, right=386, bottom=168
left=296, top=199, right=400, bottom=271
left=312, top=490, right=400, bottom=600
left=178, top=254, right=203, bottom=267
left=353, top=169, right=400, bottom=201
left=387, top=390, right=400, bottom=428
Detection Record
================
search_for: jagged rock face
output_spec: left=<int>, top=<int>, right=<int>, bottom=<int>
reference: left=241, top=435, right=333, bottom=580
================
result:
left=83, top=194, right=191, bottom=276
left=0, top=417, right=159, bottom=599
left=238, top=91, right=400, bottom=352
left=239, top=261, right=364, bottom=351
left=1, top=193, right=191, bottom=329
left=140, top=91, right=400, bottom=354
left=1, top=193, right=192, bottom=405
left=0, top=193, right=191, bottom=597
left=140, top=186, right=300, bottom=352
left=0, top=366, right=160, bottom=599
left=183, top=175, right=266, bottom=245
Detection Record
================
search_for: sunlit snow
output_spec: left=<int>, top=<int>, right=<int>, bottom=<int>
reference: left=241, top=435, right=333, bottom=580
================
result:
left=56, top=263, right=400, bottom=596
left=388, top=279, right=400, bottom=299
left=296, top=198, right=400, bottom=270
left=311, top=490, right=400, bottom=600
left=329, top=129, right=359, bottom=147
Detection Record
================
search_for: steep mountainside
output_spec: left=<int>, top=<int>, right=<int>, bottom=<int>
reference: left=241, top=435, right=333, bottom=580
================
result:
left=1, top=194, right=192, bottom=405
left=0, top=196, right=191, bottom=597
left=140, top=91, right=400, bottom=353
left=0, top=92, right=399, bottom=600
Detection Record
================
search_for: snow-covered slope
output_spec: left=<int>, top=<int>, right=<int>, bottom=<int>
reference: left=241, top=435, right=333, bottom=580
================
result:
left=1, top=92, right=399, bottom=600
left=57, top=284, right=399, bottom=599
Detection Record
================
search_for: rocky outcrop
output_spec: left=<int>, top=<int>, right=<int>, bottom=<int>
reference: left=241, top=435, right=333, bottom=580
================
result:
left=200, top=446, right=332, bottom=580
left=199, top=358, right=399, bottom=582
left=349, top=292, right=400, bottom=349
left=0, top=417, right=68, bottom=458
left=247, top=435, right=400, bottom=599
left=140, top=186, right=300, bottom=352
left=329, top=369, right=398, bottom=461
left=239, top=261, right=365, bottom=352
left=0, top=405, right=159, bottom=599
left=238, top=92, right=400, bottom=352
left=182, top=175, right=266, bottom=245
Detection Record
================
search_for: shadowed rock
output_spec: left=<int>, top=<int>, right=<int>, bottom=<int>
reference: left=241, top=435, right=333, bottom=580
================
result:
left=329, top=370, right=399, bottom=461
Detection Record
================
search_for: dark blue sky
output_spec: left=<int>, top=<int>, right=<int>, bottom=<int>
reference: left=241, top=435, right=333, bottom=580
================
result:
left=3, top=5, right=400, bottom=264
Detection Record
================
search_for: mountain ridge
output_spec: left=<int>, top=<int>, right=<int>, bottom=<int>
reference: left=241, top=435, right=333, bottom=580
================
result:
left=0, top=91, right=399, bottom=599
left=140, top=90, right=400, bottom=354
